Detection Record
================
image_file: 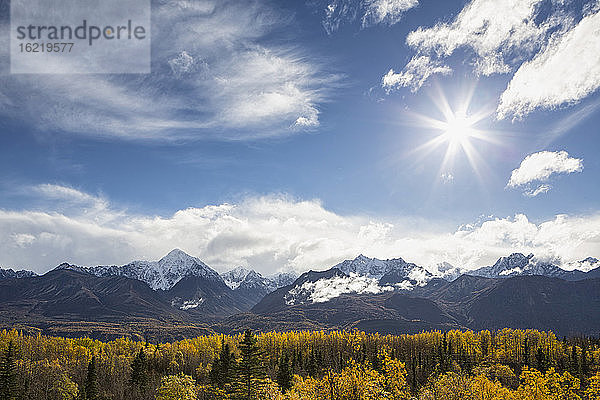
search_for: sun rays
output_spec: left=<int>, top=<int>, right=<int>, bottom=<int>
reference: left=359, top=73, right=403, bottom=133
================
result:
left=405, top=83, right=499, bottom=182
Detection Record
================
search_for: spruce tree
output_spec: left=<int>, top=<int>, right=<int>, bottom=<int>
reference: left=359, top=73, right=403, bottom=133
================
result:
left=0, top=341, right=17, bottom=400
left=276, top=354, right=293, bottom=393
left=209, top=337, right=236, bottom=389
left=232, top=330, right=267, bottom=400
left=130, top=348, right=148, bottom=388
left=85, top=356, right=99, bottom=400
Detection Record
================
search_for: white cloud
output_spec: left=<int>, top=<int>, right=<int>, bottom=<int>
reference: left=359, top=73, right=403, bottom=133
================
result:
left=32, top=184, right=108, bottom=211
left=440, top=173, right=454, bottom=184
left=320, top=0, right=418, bottom=34
left=361, top=0, right=419, bottom=27
left=507, top=151, right=583, bottom=195
left=1, top=186, right=599, bottom=275
left=404, top=0, right=558, bottom=74
left=524, top=184, right=552, bottom=197
left=497, top=10, right=600, bottom=119
left=0, top=1, right=338, bottom=141
left=285, top=273, right=393, bottom=304
left=382, top=0, right=600, bottom=118
left=382, top=56, right=451, bottom=92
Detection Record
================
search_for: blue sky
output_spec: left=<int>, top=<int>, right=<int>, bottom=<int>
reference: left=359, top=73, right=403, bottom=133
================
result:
left=1, top=0, right=599, bottom=274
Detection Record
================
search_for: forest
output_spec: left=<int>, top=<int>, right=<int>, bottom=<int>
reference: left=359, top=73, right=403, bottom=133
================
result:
left=1, top=328, right=599, bottom=399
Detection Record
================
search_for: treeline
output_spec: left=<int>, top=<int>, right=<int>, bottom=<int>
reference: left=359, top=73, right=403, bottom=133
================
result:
left=0, top=328, right=599, bottom=399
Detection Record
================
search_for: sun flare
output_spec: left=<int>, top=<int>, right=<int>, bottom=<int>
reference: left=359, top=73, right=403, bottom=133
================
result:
left=441, top=112, right=475, bottom=146
left=405, top=85, right=498, bottom=181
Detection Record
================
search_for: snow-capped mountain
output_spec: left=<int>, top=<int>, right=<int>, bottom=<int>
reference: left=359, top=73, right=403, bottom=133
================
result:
left=435, top=262, right=463, bottom=282
left=0, top=267, right=37, bottom=279
left=469, top=253, right=574, bottom=279
left=269, top=255, right=436, bottom=307
left=266, top=271, right=298, bottom=288
left=222, top=266, right=254, bottom=290
left=285, top=271, right=393, bottom=306
left=334, top=254, right=433, bottom=286
left=61, top=249, right=223, bottom=291
left=221, top=267, right=299, bottom=305
left=566, top=257, right=600, bottom=272
left=221, top=267, right=298, bottom=291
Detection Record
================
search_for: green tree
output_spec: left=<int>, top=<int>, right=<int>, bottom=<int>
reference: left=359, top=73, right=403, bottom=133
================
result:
left=276, top=353, right=293, bottom=393
left=156, top=373, right=197, bottom=400
left=130, top=348, right=148, bottom=388
left=0, top=341, right=17, bottom=400
left=232, top=330, right=267, bottom=400
left=209, top=337, right=236, bottom=389
left=84, top=356, right=99, bottom=400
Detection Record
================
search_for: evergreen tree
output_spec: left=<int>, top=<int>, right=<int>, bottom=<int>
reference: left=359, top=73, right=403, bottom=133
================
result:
left=84, top=356, right=99, bottom=400
left=570, top=345, right=578, bottom=376
left=522, top=337, right=530, bottom=367
left=276, top=354, right=292, bottom=393
left=130, top=348, right=148, bottom=388
left=581, top=345, right=589, bottom=378
left=209, top=337, right=236, bottom=389
left=306, top=350, right=317, bottom=377
left=0, top=341, right=17, bottom=400
left=232, top=330, right=267, bottom=400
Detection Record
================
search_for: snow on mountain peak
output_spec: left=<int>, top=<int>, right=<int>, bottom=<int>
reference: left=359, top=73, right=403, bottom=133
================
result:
left=221, top=267, right=299, bottom=291
left=334, top=254, right=432, bottom=285
left=470, top=253, right=566, bottom=278
left=566, top=257, right=600, bottom=272
left=221, top=266, right=253, bottom=289
left=83, top=249, right=222, bottom=291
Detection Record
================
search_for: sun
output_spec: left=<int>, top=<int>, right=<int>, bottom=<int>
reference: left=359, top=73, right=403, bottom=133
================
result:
left=441, top=112, right=475, bottom=146
left=404, top=84, right=498, bottom=180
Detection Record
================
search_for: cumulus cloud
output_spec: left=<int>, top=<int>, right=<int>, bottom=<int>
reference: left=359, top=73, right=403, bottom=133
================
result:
left=383, top=0, right=600, bottom=118
left=404, top=0, right=556, bottom=75
left=285, top=273, right=393, bottom=304
left=319, top=0, right=418, bottom=34
left=382, top=56, right=451, bottom=92
left=1, top=185, right=599, bottom=275
left=507, top=151, right=583, bottom=195
left=497, top=10, right=600, bottom=119
left=0, top=1, right=338, bottom=141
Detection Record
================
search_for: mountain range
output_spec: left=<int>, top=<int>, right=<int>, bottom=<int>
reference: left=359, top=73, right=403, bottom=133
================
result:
left=1, top=250, right=599, bottom=340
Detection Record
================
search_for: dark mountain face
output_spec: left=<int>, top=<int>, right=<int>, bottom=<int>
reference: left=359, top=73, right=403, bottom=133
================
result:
left=251, top=268, right=346, bottom=314
left=166, top=275, right=250, bottom=318
left=466, top=276, right=600, bottom=336
left=0, top=269, right=181, bottom=320
left=2, top=252, right=600, bottom=339
left=230, top=267, right=600, bottom=337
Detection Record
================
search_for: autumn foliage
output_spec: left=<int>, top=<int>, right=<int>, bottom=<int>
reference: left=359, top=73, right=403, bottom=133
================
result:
left=0, top=328, right=599, bottom=399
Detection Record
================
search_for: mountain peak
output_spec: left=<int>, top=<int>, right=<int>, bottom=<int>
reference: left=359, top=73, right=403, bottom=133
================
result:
left=77, top=250, right=222, bottom=290
left=160, top=248, right=195, bottom=262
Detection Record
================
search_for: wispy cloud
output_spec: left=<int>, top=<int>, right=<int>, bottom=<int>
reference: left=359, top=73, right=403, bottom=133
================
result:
left=507, top=150, right=583, bottom=196
left=1, top=186, right=598, bottom=275
left=382, top=56, right=451, bottom=92
left=317, top=0, right=418, bottom=34
left=0, top=1, right=340, bottom=141
left=524, top=184, right=552, bottom=198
